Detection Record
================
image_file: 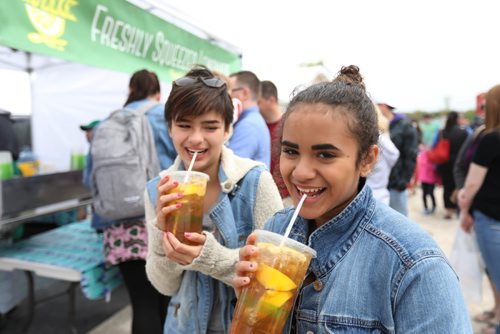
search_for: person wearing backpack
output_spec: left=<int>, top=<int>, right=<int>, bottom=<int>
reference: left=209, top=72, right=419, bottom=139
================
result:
left=432, top=111, right=468, bottom=219
left=88, top=69, right=173, bottom=334
left=144, top=66, right=283, bottom=334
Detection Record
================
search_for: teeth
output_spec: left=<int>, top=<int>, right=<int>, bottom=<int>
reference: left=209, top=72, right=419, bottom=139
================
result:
left=296, top=187, right=324, bottom=194
left=187, top=148, right=207, bottom=154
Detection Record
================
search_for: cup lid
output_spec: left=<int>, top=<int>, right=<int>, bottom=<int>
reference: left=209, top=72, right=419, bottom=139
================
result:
left=254, top=229, right=317, bottom=258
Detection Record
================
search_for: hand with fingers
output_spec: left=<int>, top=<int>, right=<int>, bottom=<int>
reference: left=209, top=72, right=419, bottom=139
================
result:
left=155, top=175, right=207, bottom=265
left=233, top=233, right=259, bottom=298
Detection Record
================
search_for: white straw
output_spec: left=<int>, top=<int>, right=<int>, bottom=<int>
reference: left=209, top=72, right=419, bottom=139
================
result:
left=280, top=194, right=307, bottom=246
left=183, top=152, right=198, bottom=183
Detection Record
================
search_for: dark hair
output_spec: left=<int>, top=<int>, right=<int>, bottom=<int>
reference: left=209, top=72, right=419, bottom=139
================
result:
left=485, top=84, right=500, bottom=131
left=230, top=70, right=260, bottom=101
left=165, top=65, right=233, bottom=131
left=125, top=69, right=160, bottom=106
left=281, top=65, right=378, bottom=165
left=444, top=111, right=459, bottom=132
left=260, top=80, right=278, bottom=101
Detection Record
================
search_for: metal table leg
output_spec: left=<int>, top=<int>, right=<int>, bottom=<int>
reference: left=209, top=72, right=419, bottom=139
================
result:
left=23, top=271, right=35, bottom=333
left=68, top=282, right=78, bottom=334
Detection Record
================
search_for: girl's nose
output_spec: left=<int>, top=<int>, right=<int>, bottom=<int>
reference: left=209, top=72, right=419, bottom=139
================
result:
left=292, top=157, right=315, bottom=181
left=188, top=128, right=204, bottom=145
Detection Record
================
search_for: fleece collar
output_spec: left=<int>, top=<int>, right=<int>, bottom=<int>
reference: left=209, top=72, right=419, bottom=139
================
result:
left=167, top=146, right=265, bottom=194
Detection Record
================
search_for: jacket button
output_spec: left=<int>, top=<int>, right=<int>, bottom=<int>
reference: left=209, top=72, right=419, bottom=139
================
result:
left=313, top=279, right=323, bottom=291
left=306, top=331, right=314, bottom=334
left=224, top=182, right=232, bottom=190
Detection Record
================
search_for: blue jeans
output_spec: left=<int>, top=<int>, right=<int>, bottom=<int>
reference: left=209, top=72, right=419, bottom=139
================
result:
left=389, top=189, right=408, bottom=216
left=473, top=210, right=500, bottom=334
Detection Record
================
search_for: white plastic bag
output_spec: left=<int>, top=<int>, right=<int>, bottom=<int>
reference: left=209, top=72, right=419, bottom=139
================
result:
left=448, top=227, right=485, bottom=304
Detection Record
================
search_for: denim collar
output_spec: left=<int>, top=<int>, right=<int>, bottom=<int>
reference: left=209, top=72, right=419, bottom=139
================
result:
left=288, top=184, right=376, bottom=278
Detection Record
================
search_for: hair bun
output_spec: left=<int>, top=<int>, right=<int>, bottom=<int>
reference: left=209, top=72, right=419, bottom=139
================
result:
left=335, top=65, right=365, bottom=90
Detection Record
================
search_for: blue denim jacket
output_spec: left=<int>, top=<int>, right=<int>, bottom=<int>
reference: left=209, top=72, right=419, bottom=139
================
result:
left=86, top=99, right=176, bottom=229
left=146, top=164, right=266, bottom=333
left=266, top=185, right=472, bottom=333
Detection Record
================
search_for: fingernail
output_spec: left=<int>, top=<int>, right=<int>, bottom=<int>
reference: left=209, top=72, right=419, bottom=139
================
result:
left=163, top=176, right=169, bottom=182
left=173, top=181, right=179, bottom=186
left=184, top=232, right=191, bottom=238
left=249, top=263, right=254, bottom=269
left=176, top=203, right=182, bottom=208
left=243, top=278, right=249, bottom=284
left=177, top=192, right=183, bottom=198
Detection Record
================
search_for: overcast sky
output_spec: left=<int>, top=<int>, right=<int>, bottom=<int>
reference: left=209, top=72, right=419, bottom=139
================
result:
left=166, top=0, right=500, bottom=112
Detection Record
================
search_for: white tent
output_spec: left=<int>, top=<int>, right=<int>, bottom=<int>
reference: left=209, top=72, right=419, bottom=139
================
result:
left=0, top=0, right=241, bottom=170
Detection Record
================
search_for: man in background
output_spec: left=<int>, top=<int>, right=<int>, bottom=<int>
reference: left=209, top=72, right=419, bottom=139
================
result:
left=378, top=102, right=419, bottom=216
left=228, top=71, right=270, bottom=169
left=258, top=80, right=290, bottom=204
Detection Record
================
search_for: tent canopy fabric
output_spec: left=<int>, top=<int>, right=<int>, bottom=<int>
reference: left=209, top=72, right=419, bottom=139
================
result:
left=0, top=0, right=241, bottom=171
left=0, top=0, right=241, bottom=81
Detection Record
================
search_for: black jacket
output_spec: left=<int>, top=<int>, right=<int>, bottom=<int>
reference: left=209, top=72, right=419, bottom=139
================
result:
left=388, top=116, right=419, bottom=191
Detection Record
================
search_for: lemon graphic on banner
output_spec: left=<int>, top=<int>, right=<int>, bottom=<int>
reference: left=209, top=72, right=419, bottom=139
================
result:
left=24, top=0, right=78, bottom=51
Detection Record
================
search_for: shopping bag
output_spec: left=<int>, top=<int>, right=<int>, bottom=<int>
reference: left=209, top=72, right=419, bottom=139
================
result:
left=448, top=227, right=485, bottom=303
left=428, top=132, right=450, bottom=164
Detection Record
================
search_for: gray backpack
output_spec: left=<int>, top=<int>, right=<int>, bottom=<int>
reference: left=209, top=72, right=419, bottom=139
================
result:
left=91, top=101, right=160, bottom=220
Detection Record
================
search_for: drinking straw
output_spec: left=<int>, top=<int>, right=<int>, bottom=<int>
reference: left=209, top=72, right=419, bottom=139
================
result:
left=183, top=151, right=198, bottom=183
left=280, top=194, right=307, bottom=246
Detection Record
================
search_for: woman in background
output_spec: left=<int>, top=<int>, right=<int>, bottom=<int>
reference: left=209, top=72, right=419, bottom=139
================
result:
left=459, top=83, right=500, bottom=334
left=435, top=111, right=468, bottom=219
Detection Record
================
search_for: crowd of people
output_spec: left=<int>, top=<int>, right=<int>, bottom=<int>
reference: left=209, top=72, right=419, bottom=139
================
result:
left=78, top=63, right=500, bottom=334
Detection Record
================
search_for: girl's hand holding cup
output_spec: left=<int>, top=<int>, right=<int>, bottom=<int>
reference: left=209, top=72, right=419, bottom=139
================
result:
left=233, top=233, right=259, bottom=298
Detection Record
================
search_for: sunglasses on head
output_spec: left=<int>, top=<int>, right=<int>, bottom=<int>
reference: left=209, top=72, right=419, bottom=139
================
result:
left=174, top=76, right=226, bottom=88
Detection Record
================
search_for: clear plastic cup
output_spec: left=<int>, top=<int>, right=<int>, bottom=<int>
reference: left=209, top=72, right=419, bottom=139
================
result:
left=159, top=170, right=209, bottom=245
left=0, top=151, right=14, bottom=180
left=230, top=229, right=316, bottom=334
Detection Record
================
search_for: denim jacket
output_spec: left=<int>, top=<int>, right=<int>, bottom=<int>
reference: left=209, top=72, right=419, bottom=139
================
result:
left=266, top=185, right=472, bottom=334
left=145, top=147, right=283, bottom=333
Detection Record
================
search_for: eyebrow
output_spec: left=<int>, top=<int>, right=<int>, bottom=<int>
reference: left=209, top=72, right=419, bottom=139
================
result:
left=176, top=118, right=221, bottom=125
left=281, top=140, right=298, bottom=149
left=311, top=144, right=339, bottom=150
left=281, top=140, right=339, bottom=151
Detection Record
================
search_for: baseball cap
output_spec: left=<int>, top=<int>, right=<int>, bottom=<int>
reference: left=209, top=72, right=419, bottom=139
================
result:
left=79, top=120, right=100, bottom=131
left=376, top=102, right=396, bottom=110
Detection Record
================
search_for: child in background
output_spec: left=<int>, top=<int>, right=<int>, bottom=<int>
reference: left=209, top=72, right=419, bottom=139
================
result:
left=416, top=143, right=439, bottom=215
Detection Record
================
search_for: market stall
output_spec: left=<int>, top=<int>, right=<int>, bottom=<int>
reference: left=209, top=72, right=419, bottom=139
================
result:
left=0, top=0, right=241, bottom=317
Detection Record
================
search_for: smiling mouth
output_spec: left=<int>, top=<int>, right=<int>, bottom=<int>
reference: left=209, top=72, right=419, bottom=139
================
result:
left=186, top=148, right=208, bottom=154
left=296, top=186, right=326, bottom=198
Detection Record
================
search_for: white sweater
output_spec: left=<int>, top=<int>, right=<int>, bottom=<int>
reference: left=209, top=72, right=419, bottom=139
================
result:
left=145, top=147, right=283, bottom=295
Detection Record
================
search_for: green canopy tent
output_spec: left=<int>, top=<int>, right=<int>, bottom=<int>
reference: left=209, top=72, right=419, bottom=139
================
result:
left=0, top=0, right=241, bottom=170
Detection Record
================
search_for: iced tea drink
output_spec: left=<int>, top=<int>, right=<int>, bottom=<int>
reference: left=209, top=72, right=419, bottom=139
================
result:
left=161, top=171, right=209, bottom=245
left=230, top=229, right=316, bottom=334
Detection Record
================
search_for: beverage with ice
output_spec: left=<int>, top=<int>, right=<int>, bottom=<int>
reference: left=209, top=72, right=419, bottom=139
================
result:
left=230, top=229, right=316, bottom=334
left=162, top=171, right=209, bottom=245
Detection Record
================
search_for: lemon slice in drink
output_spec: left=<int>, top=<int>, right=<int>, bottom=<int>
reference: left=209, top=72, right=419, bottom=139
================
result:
left=261, top=290, right=294, bottom=308
left=256, top=263, right=297, bottom=291
left=179, top=183, right=206, bottom=196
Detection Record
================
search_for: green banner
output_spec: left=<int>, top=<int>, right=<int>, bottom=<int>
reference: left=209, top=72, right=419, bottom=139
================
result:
left=0, top=0, right=241, bottom=81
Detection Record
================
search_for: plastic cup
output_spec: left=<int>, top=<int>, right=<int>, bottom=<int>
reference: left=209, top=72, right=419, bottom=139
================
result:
left=0, top=151, right=14, bottom=180
left=230, top=229, right=316, bottom=334
left=70, top=152, right=86, bottom=170
left=160, top=170, right=209, bottom=245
